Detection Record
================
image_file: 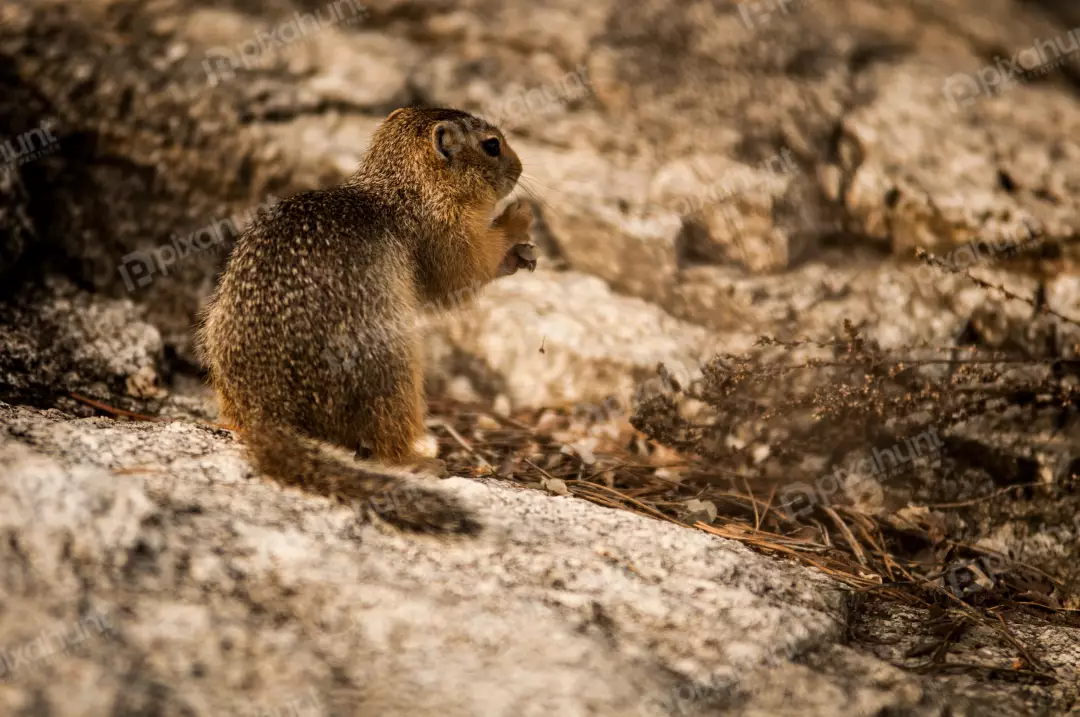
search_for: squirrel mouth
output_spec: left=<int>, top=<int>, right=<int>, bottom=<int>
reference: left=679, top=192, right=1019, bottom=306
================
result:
left=501, top=166, right=522, bottom=198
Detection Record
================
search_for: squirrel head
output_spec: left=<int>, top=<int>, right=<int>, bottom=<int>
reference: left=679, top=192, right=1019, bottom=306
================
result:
left=361, top=107, right=522, bottom=211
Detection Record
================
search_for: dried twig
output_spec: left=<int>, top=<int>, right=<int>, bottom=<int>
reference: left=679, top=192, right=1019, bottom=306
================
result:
left=429, top=418, right=492, bottom=470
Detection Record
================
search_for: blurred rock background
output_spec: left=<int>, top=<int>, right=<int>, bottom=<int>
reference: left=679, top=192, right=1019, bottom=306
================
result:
left=1, top=0, right=1079, bottom=715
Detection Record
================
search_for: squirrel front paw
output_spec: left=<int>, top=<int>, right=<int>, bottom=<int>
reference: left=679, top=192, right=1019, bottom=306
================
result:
left=492, top=200, right=537, bottom=277
left=493, top=198, right=534, bottom=242
left=497, top=242, right=538, bottom=277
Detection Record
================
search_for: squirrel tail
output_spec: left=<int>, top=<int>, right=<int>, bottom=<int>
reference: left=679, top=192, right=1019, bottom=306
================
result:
left=242, top=422, right=480, bottom=535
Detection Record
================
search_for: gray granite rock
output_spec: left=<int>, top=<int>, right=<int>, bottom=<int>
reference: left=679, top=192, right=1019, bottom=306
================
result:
left=0, top=403, right=1021, bottom=716
left=3, top=0, right=1080, bottom=712
left=0, top=277, right=165, bottom=409
left=424, top=270, right=722, bottom=410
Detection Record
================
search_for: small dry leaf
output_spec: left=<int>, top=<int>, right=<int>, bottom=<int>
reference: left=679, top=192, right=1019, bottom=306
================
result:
left=497, top=457, right=515, bottom=478
left=684, top=499, right=718, bottom=524
left=492, top=394, right=512, bottom=417
left=476, top=414, right=501, bottom=431
left=535, top=410, right=560, bottom=434
left=653, top=467, right=683, bottom=483
left=570, top=442, right=597, bottom=465
left=543, top=478, right=569, bottom=496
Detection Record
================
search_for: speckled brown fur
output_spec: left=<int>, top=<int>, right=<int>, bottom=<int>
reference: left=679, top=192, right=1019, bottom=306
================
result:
left=196, top=107, right=533, bottom=534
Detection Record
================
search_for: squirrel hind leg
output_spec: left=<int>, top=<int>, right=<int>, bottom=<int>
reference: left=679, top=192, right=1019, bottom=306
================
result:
left=212, top=383, right=243, bottom=430
left=356, top=360, right=428, bottom=466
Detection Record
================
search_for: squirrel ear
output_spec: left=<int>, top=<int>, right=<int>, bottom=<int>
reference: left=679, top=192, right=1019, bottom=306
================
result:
left=432, top=121, right=465, bottom=160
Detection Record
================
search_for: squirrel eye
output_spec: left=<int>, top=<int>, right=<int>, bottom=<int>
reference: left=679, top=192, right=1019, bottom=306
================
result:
left=481, top=138, right=501, bottom=157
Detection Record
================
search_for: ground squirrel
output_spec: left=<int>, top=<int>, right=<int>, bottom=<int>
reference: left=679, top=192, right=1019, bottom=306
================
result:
left=196, top=107, right=537, bottom=534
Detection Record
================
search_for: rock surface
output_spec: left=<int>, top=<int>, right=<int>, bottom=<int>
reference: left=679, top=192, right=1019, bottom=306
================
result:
left=5, top=402, right=1076, bottom=717
left=3, top=0, right=1080, bottom=714
left=424, top=270, right=721, bottom=409
left=0, top=277, right=165, bottom=409
left=3, top=0, right=1078, bottom=379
